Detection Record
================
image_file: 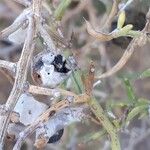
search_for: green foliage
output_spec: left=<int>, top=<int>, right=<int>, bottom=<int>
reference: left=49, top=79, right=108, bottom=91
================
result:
left=126, top=104, right=148, bottom=123
left=88, top=97, right=121, bottom=150
left=54, top=0, right=71, bottom=20
left=82, top=130, right=106, bottom=143
left=139, top=68, right=150, bottom=79
left=70, top=70, right=85, bottom=94
left=123, top=78, right=137, bottom=105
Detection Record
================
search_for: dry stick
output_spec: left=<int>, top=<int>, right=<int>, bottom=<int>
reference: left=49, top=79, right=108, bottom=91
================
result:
left=0, top=12, right=27, bottom=39
left=0, top=60, right=16, bottom=73
left=28, top=85, right=78, bottom=98
left=12, top=0, right=31, bottom=7
left=0, top=68, right=14, bottom=84
left=85, top=20, right=114, bottom=41
left=39, top=25, right=56, bottom=52
left=0, top=60, right=16, bottom=84
left=28, top=84, right=89, bottom=104
left=103, top=0, right=120, bottom=29
left=32, top=0, right=42, bottom=15
left=85, top=19, right=134, bottom=41
left=95, top=38, right=137, bottom=79
left=45, top=24, right=70, bottom=48
left=0, top=15, right=35, bottom=149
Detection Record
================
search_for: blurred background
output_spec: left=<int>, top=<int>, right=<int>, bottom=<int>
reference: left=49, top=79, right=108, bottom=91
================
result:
left=0, top=0, right=150, bottom=149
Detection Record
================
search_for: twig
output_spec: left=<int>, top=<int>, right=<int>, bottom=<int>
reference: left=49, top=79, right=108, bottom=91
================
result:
left=28, top=84, right=90, bottom=104
left=0, top=10, right=28, bottom=39
left=85, top=20, right=113, bottom=41
left=0, top=12, right=35, bottom=149
left=85, top=19, right=135, bottom=41
left=88, top=97, right=121, bottom=150
left=119, top=0, right=135, bottom=12
left=45, top=24, right=70, bottom=48
left=95, top=38, right=137, bottom=79
left=93, top=8, right=150, bottom=80
left=85, top=63, right=121, bottom=150
left=0, top=60, right=16, bottom=73
left=103, top=0, right=120, bottom=29
left=28, top=85, right=78, bottom=97
left=12, top=0, right=31, bottom=7
left=95, top=9, right=150, bottom=80
left=39, top=25, right=56, bottom=52
left=0, top=68, right=14, bottom=84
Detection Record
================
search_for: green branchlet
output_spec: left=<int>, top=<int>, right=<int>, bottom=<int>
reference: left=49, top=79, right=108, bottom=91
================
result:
left=88, top=97, right=121, bottom=150
left=54, top=0, right=71, bottom=20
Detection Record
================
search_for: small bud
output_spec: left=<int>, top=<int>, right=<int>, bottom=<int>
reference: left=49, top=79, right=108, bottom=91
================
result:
left=115, top=24, right=133, bottom=38
left=117, top=11, right=126, bottom=29
left=121, top=24, right=133, bottom=32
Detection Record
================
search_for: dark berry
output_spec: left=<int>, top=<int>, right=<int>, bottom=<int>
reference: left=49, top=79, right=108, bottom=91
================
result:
left=48, top=128, right=64, bottom=144
left=52, top=55, right=70, bottom=73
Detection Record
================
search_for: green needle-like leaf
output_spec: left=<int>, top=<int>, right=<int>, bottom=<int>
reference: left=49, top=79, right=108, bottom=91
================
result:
left=54, top=0, right=71, bottom=20
left=123, top=78, right=137, bottom=104
left=126, top=105, right=148, bottom=123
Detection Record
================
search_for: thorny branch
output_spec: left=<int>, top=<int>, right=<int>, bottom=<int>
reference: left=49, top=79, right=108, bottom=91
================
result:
left=0, top=0, right=37, bottom=148
left=0, top=15, right=35, bottom=148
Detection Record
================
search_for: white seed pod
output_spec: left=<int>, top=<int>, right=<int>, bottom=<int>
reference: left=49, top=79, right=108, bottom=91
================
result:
left=39, top=64, right=70, bottom=88
left=31, top=51, right=76, bottom=88
left=43, top=107, right=83, bottom=138
left=42, top=51, right=56, bottom=64
left=13, top=93, right=48, bottom=126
